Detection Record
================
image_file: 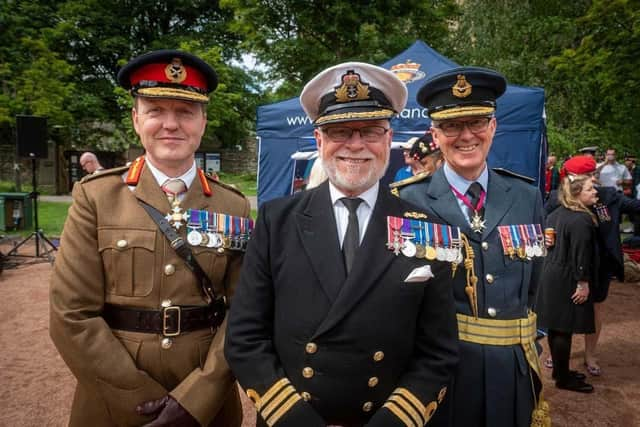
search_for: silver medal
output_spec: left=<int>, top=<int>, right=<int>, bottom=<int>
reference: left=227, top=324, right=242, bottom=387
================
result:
left=402, top=240, right=417, bottom=258
left=187, top=229, right=203, bottom=246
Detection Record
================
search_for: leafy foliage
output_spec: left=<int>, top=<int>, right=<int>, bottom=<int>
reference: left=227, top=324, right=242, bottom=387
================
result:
left=221, top=0, right=459, bottom=97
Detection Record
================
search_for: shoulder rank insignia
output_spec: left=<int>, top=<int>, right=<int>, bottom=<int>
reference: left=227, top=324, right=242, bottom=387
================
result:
left=389, top=171, right=431, bottom=190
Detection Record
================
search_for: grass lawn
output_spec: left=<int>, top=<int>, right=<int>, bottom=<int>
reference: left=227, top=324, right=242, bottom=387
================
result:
left=12, top=201, right=72, bottom=238
left=7, top=202, right=255, bottom=240
left=217, top=172, right=257, bottom=196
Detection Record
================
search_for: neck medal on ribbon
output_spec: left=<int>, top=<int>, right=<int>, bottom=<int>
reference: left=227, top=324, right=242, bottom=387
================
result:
left=165, top=199, right=188, bottom=230
left=450, top=185, right=486, bottom=234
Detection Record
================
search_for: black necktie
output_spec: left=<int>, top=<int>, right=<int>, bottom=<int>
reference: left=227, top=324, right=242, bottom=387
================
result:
left=466, top=182, right=485, bottom=219
left=341, top=197, right=363, bottom=274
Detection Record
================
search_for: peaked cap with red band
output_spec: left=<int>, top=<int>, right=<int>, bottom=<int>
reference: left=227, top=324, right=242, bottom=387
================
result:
left=117, top=50, right=217, bottom=103
left=560, top=155, right=596, bottom=180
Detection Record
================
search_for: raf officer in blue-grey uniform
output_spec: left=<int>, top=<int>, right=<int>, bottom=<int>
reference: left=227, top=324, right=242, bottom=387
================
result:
left=395, top=67, right=549, bottom=427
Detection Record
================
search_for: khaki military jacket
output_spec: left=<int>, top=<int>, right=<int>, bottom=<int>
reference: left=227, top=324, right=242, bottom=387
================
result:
left=50, top=161, right=250, bottom=427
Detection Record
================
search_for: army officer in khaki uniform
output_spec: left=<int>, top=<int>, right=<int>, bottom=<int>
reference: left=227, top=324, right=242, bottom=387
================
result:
left=50, top=50, right=250, bottom=426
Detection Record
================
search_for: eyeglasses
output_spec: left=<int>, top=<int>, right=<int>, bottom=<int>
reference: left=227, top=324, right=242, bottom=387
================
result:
left=321, top=126, right=389, bottom=143
left=434, top=117, right=491, bottom=137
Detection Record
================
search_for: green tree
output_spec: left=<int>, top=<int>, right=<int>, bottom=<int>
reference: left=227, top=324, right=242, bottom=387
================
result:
left=221, top=0, right=459, bottom=98
left=548, top=0, right=640, bottom=154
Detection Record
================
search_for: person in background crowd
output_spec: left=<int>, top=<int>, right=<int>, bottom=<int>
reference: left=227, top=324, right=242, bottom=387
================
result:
left=79, top=152, right=105, bottom=175
left=393, top=138, right=423, bottom=181
left=396, top=66, right=548, bottom=427
left=390, top=132, right=442, bottom=194
left=50, top=50, right=250, bottom=427
left=537, top=172, right=598, bottom=393
left=578, top=146, right=598, bottom=158
left=225, top=61, right=459, bottom=427
left=545, top=154, right=560, bottom=199
left=597, top=148, right=631, bottom=192
left=306, top=157, right=328, bottom=189
left=545, top=155, right=640, bottom=377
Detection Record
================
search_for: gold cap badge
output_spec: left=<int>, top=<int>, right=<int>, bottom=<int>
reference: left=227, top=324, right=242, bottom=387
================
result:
left=452, top=74, right=472, bottom=98
left=165, top=58, right=187, bottom=83
left=334, top=70, right=370, bottom=103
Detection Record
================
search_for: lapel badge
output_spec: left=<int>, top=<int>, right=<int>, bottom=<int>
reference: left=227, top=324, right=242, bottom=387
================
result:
left=404, top=211, right=428, bottom=219
left=452, top=74, right=472, bottom=98
left=334, top=70, right=370, bottom=103
left=165, top=58, right=187, bottom=83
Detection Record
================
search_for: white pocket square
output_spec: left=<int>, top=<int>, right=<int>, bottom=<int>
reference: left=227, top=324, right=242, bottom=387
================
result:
left=404, top=265, right=434, bottom=283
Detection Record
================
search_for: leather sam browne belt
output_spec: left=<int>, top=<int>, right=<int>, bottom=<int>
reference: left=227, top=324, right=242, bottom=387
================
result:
left=103, top=303, right=223, bottom=337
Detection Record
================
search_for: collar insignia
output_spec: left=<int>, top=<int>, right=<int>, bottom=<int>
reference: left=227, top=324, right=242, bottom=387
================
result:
left=334, top=70, right=370, bottom=103
left=165, top=58, right=187, bottom=83
left=452, top=74, right=472, bottom=98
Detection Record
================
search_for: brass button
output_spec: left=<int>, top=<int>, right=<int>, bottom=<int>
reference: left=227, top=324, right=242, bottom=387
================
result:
left=301, top=392, right=311, bottom=402
left=488, top=307, right=497, bottom=318
left=305, top=342, right=318, bottom=354
left=164, top=264, right=176, bottom=276
left=481, top=241, right=489, bottom=251
left=373, top=351, right=385, bottom=362
left=486, top=274, right=494, bottom=284
left=362, top=401, right=373, bottom=412
left=116, top=239, right=128, bottom=249
left=302, top=367, right=314, bottom=378
left=217, top=248, right=225, bottom=254
left=368, top=377, right=379, bottom=388
left=161, top=337, right=172, bottom=349
left=161, top=299, right=172, bottom=308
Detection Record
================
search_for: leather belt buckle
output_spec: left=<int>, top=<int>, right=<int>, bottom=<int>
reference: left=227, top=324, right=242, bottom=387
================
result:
left=162, top=305, right=181, bottom=336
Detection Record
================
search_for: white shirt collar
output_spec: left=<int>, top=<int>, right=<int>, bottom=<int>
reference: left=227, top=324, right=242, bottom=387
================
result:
left=145, top=157, right=197, bottom=189
left=328, top=181, right=379, bottom=209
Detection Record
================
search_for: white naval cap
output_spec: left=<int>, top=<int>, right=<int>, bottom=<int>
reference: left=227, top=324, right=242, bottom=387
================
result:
left=300, top=62, right=408, bottom=126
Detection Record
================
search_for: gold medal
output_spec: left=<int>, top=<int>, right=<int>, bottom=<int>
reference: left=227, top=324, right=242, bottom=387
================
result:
left=415, top=244, right=426, bottom=259
left=517, top=246, right=526, bottom=259
left=426, top=246, right=437, bottom=260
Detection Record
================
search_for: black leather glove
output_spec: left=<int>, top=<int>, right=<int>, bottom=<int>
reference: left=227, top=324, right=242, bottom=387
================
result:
left=137, top=395, right=200, bottom=427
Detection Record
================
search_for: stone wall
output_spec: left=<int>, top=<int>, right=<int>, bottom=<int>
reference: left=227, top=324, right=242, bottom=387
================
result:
left=215, top=137, right=258, bottom=175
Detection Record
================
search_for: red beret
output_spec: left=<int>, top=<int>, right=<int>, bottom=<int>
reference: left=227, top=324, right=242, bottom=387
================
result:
left=560, top=155, right=596, bottom=179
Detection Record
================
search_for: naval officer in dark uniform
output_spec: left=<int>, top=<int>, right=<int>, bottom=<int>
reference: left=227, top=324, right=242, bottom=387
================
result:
left=225, top=62, right=459, bottom=427
left=395, top=67, right=549, bottom=427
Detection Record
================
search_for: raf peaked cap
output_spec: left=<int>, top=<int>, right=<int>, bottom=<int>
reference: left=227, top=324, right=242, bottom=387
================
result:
left=300, top=62, right=407, bottom=126
left=117, top=50, right=218, bottom=103
left=417, top=66, right=507, bottom=120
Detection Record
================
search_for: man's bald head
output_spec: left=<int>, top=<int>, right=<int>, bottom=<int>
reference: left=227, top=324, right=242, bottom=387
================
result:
left=80, top=152, right=103, bottom=174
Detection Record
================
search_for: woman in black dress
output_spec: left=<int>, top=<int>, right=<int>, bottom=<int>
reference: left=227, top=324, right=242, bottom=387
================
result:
left=537, top=174, right=598, bottom=393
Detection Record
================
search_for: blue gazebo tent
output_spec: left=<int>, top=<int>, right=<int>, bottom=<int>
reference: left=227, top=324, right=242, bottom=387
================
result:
left=256, top=40, right=546, bottom=206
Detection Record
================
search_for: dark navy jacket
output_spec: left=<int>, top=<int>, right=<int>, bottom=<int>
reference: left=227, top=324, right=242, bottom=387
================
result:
left=226, top=181, right=459, bottom=427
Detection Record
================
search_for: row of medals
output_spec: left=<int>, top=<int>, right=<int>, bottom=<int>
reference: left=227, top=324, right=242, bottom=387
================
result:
left=402, top=239, right=463, bottom=264
left=497, top=225, right=546, bottom=260
left=187, top=228, right=249, bottom=251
